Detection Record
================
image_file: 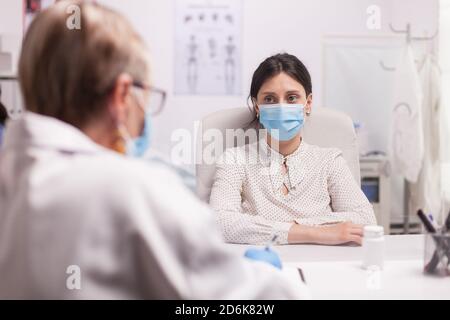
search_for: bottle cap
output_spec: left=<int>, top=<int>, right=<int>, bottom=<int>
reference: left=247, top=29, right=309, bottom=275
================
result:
left=364, top=225, right=384, bottom=238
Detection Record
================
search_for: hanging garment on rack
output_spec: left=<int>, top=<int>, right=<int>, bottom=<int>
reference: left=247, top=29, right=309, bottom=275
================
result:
left=409, top=54, right=442, bottom=218
left=389, top=44, right=424, bottom=183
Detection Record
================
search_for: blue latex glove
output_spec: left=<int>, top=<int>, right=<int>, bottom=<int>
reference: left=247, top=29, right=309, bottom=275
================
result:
left=244, top=247, right=283, bottom=269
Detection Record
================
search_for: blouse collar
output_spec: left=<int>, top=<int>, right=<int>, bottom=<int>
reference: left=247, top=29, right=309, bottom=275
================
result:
left=258, top=138, right=308, bottom=192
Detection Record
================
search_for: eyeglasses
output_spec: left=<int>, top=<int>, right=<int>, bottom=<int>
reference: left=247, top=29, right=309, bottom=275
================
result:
left=132, top=81, right=167, bottom=116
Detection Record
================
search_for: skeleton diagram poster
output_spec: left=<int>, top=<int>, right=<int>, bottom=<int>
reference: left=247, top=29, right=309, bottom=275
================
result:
left=174, top=0, right=242, bottom=96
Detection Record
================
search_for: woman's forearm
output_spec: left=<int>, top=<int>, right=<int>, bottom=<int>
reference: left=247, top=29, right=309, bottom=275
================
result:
left=287, top=223, right=317, bottom=244
left=287, top=222, right=364, bottom=246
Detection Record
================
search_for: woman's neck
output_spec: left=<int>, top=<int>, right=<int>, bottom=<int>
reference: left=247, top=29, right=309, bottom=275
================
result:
left=267, top=134, right=302, bottom=157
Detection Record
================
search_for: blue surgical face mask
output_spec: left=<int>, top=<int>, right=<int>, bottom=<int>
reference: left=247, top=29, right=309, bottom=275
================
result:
left=125, top=111, right=152, bottom=157
left=259, top=103, right=305, bottom=141
left=120, top=90, right=152, bottom=158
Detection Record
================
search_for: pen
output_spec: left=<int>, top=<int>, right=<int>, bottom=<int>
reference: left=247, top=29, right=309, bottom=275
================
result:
left=266, top=235, right=278, bottom=250
left=427, top=213, right=439, bottom=230
left=297, top=268, right=306, bottom=284
left=418, top=210, right=439, bottom=272
left=417, top=210, right=436, bottom=233
left=443, top=210, right=450, bottom=233
left=444, top=211, right=450, bottom=268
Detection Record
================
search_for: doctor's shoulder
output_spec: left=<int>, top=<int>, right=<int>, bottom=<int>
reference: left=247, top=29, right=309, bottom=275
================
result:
left=78, top=152, right=213, bottom=221
left=82, top=152, right=189, bottom=196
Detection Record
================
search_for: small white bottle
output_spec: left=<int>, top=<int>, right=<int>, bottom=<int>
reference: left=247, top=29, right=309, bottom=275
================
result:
left=362, top=225, right=385, bottom=270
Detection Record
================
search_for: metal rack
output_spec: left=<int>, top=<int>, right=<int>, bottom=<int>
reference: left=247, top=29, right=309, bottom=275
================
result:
left=380, top=23, right=439, bottom=71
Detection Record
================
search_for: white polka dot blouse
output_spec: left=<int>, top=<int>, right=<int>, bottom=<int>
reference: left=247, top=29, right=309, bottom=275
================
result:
left=209, top=139, right=376, bottom=245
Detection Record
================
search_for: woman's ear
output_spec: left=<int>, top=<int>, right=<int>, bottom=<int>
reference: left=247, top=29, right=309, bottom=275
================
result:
left=109, top=73, right=133, bottom=124
left=252, top=98, right=260, bottom=118
left=305, top=94, right=313, bottom=116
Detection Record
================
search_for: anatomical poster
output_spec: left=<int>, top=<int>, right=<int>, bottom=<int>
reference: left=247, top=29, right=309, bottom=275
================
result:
left=174, top=0, right=242, bottom=96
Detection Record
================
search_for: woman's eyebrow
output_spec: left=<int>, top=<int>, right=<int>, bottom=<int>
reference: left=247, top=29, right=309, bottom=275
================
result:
left=285, top=90, right=302, bottom=95
left=260, top=90, right=302, bottom=95
left=260, top=91, right=277, bottom=95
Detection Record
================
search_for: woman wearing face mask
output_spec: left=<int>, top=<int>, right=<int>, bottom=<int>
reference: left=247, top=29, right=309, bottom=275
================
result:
left=0, top=2, right=307, bottom=299
left=210, top=53, right=376, bottom=246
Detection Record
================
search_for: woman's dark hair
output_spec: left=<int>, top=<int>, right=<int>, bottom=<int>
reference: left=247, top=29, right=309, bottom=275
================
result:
left=0, top=101, right=8, bottom=126
left=249, top=53, right=312, bottom=106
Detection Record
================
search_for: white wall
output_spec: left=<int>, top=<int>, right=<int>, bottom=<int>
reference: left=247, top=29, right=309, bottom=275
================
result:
left=0, top=0, right=438, bottom=159
left=97, top=0, right=438, bottom=160
left=0, top=0, right=23, bottom=74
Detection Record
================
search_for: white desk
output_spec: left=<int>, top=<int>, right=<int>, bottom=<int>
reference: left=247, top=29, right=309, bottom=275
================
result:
left=227, top=235, right=450, bottom=300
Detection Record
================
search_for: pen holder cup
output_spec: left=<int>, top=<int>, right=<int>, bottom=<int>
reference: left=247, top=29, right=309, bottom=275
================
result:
left=424, top=233, right=450, bottom=277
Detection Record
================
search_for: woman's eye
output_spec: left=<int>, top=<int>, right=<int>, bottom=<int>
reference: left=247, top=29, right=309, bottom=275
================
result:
left=288, top=95, right=298, bottom=103
left=264, top=96, right=276, bottom=104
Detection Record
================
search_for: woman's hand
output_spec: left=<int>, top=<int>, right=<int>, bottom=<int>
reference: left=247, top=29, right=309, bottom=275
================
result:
left=288, top=222, right=364, bottom=246
left=313, top=222, right=364, bottom=246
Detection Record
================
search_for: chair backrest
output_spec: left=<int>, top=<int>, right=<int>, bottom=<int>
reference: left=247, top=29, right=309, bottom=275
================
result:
left=195, top=107, right=360, bottom=202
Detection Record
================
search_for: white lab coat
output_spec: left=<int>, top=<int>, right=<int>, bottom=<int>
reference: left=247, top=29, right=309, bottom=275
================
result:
left=409, top=55, right=443, bottom=219
left=0, top=112, right=307, bottom=300
left=390, top=45, right=424, bottom=183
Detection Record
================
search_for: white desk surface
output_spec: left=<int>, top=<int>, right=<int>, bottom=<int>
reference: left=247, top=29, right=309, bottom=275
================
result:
left=227, top=235, right=450, bottom=300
